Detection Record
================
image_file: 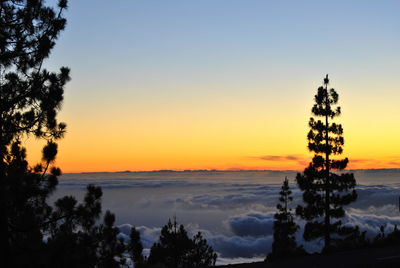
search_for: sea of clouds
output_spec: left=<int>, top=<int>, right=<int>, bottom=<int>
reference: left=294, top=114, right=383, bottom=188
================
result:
left=52, top=170, right=400, bottom=265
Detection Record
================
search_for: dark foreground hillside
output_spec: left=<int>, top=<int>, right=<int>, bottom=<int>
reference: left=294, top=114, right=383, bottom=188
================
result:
left=218, top=245, right=400, bottom=268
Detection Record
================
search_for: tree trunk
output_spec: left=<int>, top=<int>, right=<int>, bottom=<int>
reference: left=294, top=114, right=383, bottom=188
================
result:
left=0, top=131, right=10, bottom=267
left=324, top=84, right=331, bottom=251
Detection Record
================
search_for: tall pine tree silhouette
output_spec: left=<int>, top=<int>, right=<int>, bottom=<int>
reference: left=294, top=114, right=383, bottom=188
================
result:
left=296, top=75, right=357, bottom=251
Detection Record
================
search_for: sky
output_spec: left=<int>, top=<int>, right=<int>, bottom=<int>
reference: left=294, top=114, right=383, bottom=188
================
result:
left=25, top=0, right=400, bottom=172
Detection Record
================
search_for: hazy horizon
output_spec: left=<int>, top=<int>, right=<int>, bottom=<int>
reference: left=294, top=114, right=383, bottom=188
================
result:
left=64, top=168, right=400, bottom=174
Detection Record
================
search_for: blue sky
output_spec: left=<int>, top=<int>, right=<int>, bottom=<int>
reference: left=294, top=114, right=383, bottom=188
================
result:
left=34, top=0, right=400, bottom=172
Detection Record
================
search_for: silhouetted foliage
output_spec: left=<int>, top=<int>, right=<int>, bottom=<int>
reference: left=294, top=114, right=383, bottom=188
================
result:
left=129, top=226, right=145, bottom=268
left=148, top=218, right=191, bottom=268
left=186, top=232, right=218, bottom=267
left=1, top=1, right=126, bottom=267
left=296, top=75, right=357, bottom=252
left=332, top=225, right=369, bottom=251
left=373, top=225, right=400, bottom=247
left=148, top=218, right=217, bottom=268
left=267, top=177, right=305, bottom=261
left=1, top=0, right=69, bottom=265
left=343, top=225, right=400, bottom=251
left=373, top=225, right=387, bottom=245
left=5, top=141, right=127, bottom=267
left=45, top=188, right=126, bottom=268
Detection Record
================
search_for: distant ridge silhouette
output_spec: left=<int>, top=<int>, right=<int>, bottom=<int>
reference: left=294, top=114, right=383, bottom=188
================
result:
left=75, top=168, right=400, bottom=174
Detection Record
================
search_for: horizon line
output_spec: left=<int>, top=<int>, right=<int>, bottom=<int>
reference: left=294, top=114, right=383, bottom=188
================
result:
left=61, top=168, right=400, bottom=174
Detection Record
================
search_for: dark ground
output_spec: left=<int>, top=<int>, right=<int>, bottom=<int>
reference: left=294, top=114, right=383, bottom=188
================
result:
left=218, top=245, right=400, bottom=268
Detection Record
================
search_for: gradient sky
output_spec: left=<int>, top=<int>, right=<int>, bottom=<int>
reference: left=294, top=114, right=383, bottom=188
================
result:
left=25, top=0, right=400, bottom=172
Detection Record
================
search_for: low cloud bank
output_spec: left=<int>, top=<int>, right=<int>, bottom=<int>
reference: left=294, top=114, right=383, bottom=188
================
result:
left=116, top=206, right=400, bottom=263
left=54, top=171, right=400, bottom=264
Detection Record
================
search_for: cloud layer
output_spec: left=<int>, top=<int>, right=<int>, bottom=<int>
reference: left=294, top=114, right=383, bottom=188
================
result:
left=53, top=170, right=400, bottom=264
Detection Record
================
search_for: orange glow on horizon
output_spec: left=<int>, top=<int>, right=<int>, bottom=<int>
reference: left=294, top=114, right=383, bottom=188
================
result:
left=23, top=77, right=400, bottom=173
left=24, top=134, right=400, bottom=173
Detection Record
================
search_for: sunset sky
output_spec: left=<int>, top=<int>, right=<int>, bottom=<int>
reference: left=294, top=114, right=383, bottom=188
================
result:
left=25, top=0, right=400, bottom=172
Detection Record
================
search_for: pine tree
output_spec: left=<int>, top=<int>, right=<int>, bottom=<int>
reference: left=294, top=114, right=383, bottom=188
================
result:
left=148, top=218, right=193, bottom=268
left=269, top=177, right=303, bottom=260
left=1, top=1, right=126, bottom=267
left=129, top=226, right=145, bottom=268
left=296, top=75, right=357, bottom=252
left=148, top=218, right=217, bottom=268
left=44, top=184, right=105, bottom=268
left=186, top=232, right=217, bottom=267
left=1, top=1, right=69, bottom=266
left=6, top=141, right=61, bottom=267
